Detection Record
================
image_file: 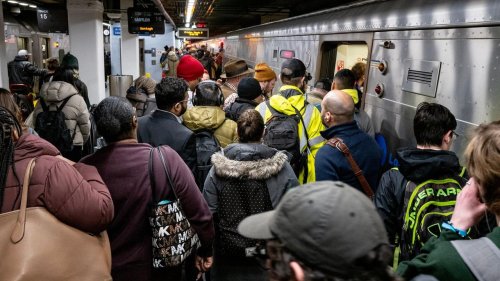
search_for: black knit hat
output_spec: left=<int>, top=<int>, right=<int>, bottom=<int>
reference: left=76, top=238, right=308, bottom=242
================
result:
left=60, top=53, right=79, bottom=70
left=237, top=77, right=262, bottom=100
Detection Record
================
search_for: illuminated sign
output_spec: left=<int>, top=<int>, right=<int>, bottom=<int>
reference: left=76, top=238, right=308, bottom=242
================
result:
left=127, top=7, right=165, bottom=35
left=280, top=50, right=295, bottom=59
left=177, top=28, right=209, bottom=39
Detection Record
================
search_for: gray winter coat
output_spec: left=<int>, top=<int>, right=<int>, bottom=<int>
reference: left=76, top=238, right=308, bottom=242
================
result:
left=204, top=143, right=299, bottom=281
left=33, top=81, right=90, bottom=146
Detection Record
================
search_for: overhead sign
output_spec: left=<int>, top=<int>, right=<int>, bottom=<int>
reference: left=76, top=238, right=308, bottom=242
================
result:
left=37, top=8, right=69, bottom=33
left=127, top=7, right=165, bottom=35
left=177, top=28, right=209, bottom=39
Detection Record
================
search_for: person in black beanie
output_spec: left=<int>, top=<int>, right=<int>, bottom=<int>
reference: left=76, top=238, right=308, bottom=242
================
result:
left=224, top=77, right=264, bottom=122
left=60, top=53, right=91, bottom=109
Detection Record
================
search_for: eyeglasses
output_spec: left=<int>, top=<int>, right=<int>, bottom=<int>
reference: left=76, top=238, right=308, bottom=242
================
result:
left=452, top=130, right=460, bottom=140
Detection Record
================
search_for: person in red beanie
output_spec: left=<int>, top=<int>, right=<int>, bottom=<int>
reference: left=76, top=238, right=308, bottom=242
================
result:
left=177, top=55, right=205, bottom=108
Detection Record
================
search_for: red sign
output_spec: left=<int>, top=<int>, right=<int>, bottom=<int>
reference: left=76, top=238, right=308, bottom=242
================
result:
left=196, top=22, right=207, bottom=28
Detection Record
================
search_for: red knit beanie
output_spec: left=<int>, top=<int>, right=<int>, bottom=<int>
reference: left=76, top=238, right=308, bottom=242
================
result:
left=176, top=55, right=204, bottom=81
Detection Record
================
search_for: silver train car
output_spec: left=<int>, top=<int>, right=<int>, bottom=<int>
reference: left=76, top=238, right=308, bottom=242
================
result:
left=201, top=0, right=500, bottom=163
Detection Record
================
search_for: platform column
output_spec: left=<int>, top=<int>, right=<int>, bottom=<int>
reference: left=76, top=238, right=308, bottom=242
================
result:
left=0, top=3, right=9, bottom=88
left=67, top=0, right=106, bottom=104
left=120, top=0, right=140, bottom=79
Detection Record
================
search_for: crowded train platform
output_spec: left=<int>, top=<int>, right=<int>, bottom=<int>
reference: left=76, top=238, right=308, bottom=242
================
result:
left=1, top=0, right=500, bottom=280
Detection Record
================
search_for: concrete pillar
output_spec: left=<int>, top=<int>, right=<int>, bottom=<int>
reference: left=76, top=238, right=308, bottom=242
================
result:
left=0, top=3, right=9, bottom=88
left=67, top=0, right=106, bottom=104
left=120, top=0, right=140, bottom=79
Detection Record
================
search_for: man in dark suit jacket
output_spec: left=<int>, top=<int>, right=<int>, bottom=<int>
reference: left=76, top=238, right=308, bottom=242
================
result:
left=138, top=77, right=197, bottom=176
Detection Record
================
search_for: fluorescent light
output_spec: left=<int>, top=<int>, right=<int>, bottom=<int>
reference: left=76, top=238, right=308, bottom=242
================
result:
left=28, top=4, right=36, bottom=8
left=8, top=0, right=19, bottom=4
left=19, top=2, right=28, bottom=6
left=185, top=0, right=196, bottom=25
left=185, top=22, right=190, bottom=27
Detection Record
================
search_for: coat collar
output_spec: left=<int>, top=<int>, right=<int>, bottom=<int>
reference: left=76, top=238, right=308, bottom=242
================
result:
left=320, top=121, right=359, bottom=140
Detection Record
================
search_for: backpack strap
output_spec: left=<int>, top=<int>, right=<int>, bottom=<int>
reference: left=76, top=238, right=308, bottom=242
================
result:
left=327, top=137, right=374, bottom=199
left=451, top=237, right=500, bottom=281
left=57, top=94, right=77, bottom=112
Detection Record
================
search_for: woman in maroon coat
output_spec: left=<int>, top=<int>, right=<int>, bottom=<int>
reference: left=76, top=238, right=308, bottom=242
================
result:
left=81, top=97, right=215, bottom=281
left=0, top=106, right=113, bottom=234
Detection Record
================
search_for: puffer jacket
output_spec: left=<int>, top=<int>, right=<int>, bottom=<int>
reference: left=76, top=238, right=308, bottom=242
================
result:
left=183, top=106, right=238, bottom=148
left=374, top=148, right=466, bottom=244
left=255, top=85, right=325, bottom=183
left=203, top=143, right=299, bottom=281
left=33, top=81, right=90, bottom=146
left=224, top=97, right=259, bottom=122
left=1, top=133, right=113, bottom=234
left=8, top=56, right=46, bottom=87
left=204, top=143, right=299, bottom=210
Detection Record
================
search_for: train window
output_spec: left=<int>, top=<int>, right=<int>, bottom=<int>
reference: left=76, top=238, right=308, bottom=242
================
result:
left=319, top=42, right=368, bottom=83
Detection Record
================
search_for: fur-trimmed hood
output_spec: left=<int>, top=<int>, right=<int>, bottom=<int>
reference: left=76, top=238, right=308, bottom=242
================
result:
left=211, top=143, right=289, bottom=180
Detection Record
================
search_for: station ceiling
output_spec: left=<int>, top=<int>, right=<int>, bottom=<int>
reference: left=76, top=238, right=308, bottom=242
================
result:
left=3, top=0, right=360, bottom=36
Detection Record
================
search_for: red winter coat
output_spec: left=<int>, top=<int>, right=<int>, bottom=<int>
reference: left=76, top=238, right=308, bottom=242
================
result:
left=1, top=133, right=114, bottom=234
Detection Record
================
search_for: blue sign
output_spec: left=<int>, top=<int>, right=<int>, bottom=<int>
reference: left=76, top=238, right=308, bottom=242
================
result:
left=113, top=27, right=121, bottom=36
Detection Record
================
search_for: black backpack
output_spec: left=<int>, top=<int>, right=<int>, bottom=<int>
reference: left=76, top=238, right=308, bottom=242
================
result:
left=217, top=178, right=272, bottom=257
left=35, top=94, right=77, bottom=153
left=195, top=130, right=222, bottom=188
left=262, top=101, right=310, bottom=180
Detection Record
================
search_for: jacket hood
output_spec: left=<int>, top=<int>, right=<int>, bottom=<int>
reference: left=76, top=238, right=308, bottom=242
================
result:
left=269, top=87, right=307, bottom=115
left=396, top=147, right=462, bottom=182
left=341, top=88, right=359, bottom=105
left=183, top=106, right=226, bottom=131
left=40, top=81, right=79, bottom=102
left=212, top=143, right=289, bottom=179
left=15, top=133, right=60, bottom=161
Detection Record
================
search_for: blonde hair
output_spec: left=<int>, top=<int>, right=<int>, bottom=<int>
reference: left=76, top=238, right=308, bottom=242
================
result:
left=465, top=120, right=500, bottom=214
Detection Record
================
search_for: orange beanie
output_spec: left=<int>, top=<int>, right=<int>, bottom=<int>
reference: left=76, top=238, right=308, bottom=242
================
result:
left=254, top=63, right=277, bottom=82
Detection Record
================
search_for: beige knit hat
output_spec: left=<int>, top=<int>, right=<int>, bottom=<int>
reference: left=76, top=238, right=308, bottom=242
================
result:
left=254, top=62, right=277, bottom=82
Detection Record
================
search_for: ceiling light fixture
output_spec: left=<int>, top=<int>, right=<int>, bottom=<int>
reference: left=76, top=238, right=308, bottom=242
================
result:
left=185, top=0, right=196, bottom=25
left=8, top=0, right=19, bottom=4
left=28, top=4, right=36, bottom=8
left=19, top=2, right=28, bottom=6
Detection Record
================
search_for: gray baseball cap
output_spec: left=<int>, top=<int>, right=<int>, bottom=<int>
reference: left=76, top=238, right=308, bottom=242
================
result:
left=238, top=181, right=388, bottom=276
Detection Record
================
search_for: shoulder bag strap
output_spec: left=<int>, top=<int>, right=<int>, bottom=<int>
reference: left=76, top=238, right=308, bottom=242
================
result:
left=327, top=137, right=374, bottom=199
left=451, top=237, right=500, bottom=281
left=156, top=147, right=178, bottom=200
left=148, top=148, right=157, bottom=202
left=11, top=158, right=36, bottom=243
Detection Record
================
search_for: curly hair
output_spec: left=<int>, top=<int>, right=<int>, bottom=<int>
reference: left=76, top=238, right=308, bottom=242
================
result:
left=93, top=97, right=135, bottom=143
left=155, top=77, right=188, bottom=110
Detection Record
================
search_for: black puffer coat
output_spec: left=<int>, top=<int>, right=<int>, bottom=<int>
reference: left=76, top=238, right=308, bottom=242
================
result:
left=8, top=56, right=46, bottom=87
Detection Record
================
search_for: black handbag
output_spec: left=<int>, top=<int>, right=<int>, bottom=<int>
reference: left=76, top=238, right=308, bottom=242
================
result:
left=149, top=147, right=200, bottom=268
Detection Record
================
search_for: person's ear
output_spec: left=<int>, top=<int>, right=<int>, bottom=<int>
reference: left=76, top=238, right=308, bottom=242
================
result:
left=132, top=115, right=138, bottom=129
left=289, top=261, right=305, bottom=281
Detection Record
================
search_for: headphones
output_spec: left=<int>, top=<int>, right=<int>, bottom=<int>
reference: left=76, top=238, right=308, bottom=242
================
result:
left=193, top=80, right=224, bottom=106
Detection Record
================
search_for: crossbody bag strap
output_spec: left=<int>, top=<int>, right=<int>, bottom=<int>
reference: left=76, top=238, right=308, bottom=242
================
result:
left=451, top=237, right=500, bottom=281
left=327, top=137, right=374, bottom=199
left=148, top=148, right=157, bottom=202
left=11, top=158, right=36, bottom=243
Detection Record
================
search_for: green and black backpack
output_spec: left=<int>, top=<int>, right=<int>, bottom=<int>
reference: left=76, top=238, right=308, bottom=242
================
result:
left=397, top=169, right=467, bottom=262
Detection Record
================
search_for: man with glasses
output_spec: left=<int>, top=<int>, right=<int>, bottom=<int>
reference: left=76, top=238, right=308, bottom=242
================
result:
left=138, top=77, right=197, bottom=176
left=237, top=181, right=397, bottom=281
left=374, top=102, right=471, bottom=263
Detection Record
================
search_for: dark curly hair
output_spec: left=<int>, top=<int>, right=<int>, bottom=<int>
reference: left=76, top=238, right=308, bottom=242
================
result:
left=93, top=97, right=135, bottom=143
left=155, top=77, right=188, bottom=110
